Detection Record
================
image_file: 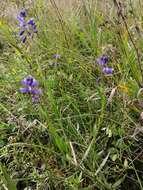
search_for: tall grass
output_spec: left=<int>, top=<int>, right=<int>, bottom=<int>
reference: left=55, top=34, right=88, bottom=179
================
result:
left=1, top=0, right=143, bottom=189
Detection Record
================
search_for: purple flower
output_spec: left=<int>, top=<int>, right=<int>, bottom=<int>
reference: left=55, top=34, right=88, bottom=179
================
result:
left=16, top=10, right=37, bottom=43
left=20, top=76, right=42, bottom=103
left=19, top=10, right=26, bottom=18
left=20, top=36, right=27, bottom=43
left=20, top=87, right=42, bottom=95
left=27, top=18, right=38, bottom=33
left=53, top=54, right=61, bottom=59
left=102, top=67, right=113, bottom=74
left=31, top=89, right=42, bottom=95
left=17, top=10, right=27, bottom=28
left=17, top=15, right=25, bottom=25
left=97, top=55, right=109, bottom=65
left=20, top=87, right=30, bottom=93
left=27, top=18, right=35, bottom=25
left=19, top=30, right=25, bottom=36
left=32, top=96, right=40, bottom=103
left=21, top=76, right=39, bottom=87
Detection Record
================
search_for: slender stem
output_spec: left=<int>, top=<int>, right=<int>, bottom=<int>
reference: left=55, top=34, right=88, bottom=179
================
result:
left=113, top=0, right=143, bottom=86
left=49, top=0, right=70, bottom=49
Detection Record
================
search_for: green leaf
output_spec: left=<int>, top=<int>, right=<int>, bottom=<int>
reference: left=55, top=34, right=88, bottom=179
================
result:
left=95, top=152, right=110, bottom=176
left=112, top=176, right=126, bottom=189
left=49, top=126, right=69, bottom=154
left=1, top=164, right=17, bottom=190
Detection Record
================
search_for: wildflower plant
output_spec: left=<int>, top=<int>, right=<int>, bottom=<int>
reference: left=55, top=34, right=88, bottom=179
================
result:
left=17, top=9, right=37, bottom=43
left=97, top=55, right=109, bottom=65
left=49, top=54, right=61, bottom=67
left=2, top=1, right=143, bottom=189
left=97, top=55, right=114, bottom=74
left=53, top=54, right=61, bottom=59
left=20, top=76, right=42, bottom=103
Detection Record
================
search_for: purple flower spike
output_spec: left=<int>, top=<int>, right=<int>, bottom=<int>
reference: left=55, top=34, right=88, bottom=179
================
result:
left=97, top=55, right=109, bottom=65
left=21, top=76, right=39, bottom=87
left=102, top=67, right=114, bottom=74
left=17, top=10, right=37, bottom=43
left=53, top=54, right=61, bottom=59
left=20, top=76, right=42, bottom=103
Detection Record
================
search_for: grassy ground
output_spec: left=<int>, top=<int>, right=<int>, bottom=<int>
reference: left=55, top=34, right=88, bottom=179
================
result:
left=1, top=0, right=143, bottom=189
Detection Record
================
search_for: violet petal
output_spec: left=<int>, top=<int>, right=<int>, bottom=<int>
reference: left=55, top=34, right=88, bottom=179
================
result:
left=20, top=87, right=30, bottom=93
left=102, top=67, right=114, bottom=74
left=31, top=89, right=42, bottom=95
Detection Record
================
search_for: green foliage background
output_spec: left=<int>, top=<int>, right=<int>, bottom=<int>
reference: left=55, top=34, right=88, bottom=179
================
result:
left=1, top=0, right=143, bottom=189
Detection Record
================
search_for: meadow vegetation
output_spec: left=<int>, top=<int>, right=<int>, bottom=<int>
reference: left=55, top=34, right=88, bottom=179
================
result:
left=1, top=0, right=143, bottom=189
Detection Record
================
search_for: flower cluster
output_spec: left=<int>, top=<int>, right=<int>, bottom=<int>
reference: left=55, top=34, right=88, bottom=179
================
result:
left=97, top=55, right=113, bottom=74
left=20, top=76, right=42, bottom=103
left=17, top=9, right=37, bottom=43
left=49, top=54, right=61, bottom=67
